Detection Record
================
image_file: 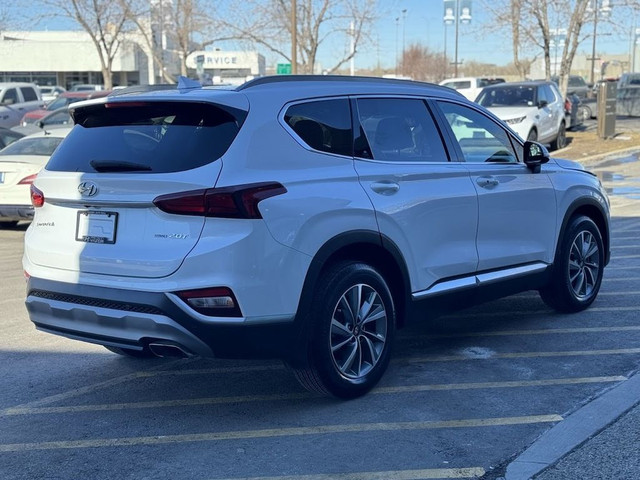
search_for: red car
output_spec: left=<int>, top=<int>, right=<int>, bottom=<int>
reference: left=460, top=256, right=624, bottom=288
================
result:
left=19, top=90, right=111, bottom=126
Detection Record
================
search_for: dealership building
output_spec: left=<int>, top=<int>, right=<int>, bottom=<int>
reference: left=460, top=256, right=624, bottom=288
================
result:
left=0, top=30, right=265, bottom=88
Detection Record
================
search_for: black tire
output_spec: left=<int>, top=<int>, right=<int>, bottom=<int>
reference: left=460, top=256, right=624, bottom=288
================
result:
left=526, top=129, right=538, bottom=142
left=539, top=215, right=604, bottom=313
left=580, top=105, right=592, bottom=122
left=0, top=221, right=19, bottom=229
left=291, top=262, right=396, bottom=399
left=550, top=122, right=567, bottom=150
left=105, top=345, right=157, bottom=358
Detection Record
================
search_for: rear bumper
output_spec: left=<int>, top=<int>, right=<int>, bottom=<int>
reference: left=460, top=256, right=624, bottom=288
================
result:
left=0, top=204, right=33, bottom=221
left=26, top=277, right=299, bottom=360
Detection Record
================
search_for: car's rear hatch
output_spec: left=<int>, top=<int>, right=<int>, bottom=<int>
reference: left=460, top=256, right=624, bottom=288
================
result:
left=25, top=95, right=248, bottom=278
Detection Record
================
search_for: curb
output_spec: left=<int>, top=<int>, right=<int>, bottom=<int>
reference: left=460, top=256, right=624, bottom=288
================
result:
left=503, top=373, right=640, bottom=480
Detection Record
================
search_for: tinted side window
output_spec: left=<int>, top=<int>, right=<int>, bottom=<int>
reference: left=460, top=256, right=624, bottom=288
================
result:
left=284, top=99, right=352, bottom=156
left=438, top=101, right=519, bottom=163
left=1, top=89, right=18, bottom=105
left=21, top=87, right=38, bottom=102
left=356, top=98, right=448, bottom=162
left=538, top=86, right=548, bottom=105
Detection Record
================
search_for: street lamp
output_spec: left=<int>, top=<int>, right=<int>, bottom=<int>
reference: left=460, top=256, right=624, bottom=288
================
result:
left=588, top=0, right=612, bottom=85
left=443, top=0, right=472, bottom=78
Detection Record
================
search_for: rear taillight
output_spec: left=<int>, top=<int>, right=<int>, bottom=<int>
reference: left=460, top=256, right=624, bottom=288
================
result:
left=30, top=185, right=45, bottom=207
left=175, top=287, right=242, bottom=317
left=153, top=182, right=287, bottom=219
left=18, top=174, right=38, bottom=185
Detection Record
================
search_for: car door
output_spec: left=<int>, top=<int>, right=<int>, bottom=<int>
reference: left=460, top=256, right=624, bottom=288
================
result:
left=535, top=85, right=556, bottom=141
left=435, top=100, right=557, bottom=272
left=0, top=88, right=22, bottom=129
left=352, top=96, right=479, bottom=293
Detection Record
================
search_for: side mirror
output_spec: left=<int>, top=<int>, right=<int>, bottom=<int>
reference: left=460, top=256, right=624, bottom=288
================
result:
left=35, top=120, right=43, bottom=129
left=538, top=100, right=549, bottom=108
left=523, top=141, right=550, bottom=173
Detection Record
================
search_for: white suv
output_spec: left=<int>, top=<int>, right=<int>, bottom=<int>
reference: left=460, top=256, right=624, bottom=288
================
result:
left=24, top=76, right=610, bottom=398
left=475, top=81, right=567, bottom=150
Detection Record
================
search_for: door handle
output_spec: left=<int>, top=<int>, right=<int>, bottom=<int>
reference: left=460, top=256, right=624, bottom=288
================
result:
left=370, top=181, right=400, bottom=195
left=476, top=176, right=499, bottom=189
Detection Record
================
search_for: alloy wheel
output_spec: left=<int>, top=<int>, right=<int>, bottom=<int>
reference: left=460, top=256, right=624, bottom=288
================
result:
left=568, top=230, right=600, bottom=299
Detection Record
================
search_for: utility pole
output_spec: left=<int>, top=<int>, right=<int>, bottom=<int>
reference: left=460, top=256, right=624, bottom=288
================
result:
left=454, top=0, right=460, bottom=77
left=291, top=0, right=297, bottom=74
left=401, top=9, right=407, bottom=76
left=590, top=0, right=599, bottom=86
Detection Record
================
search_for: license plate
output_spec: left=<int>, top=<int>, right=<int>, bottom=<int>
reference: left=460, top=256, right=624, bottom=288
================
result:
left=75, top=211, right=118, bottom=244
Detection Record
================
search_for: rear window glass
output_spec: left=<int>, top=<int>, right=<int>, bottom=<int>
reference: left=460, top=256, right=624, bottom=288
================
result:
left=47, top=102, right=246, bottom=174
left=21, top=87, right=38, bottom=102
left=0, top=137, right=64, bottom=157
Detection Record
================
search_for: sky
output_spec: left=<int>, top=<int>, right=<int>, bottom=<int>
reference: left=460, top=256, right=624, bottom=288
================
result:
left=6, top=0, right=638, bottom=72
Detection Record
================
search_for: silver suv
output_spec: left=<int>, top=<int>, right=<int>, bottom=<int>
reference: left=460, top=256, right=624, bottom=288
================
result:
left=0, top=82, right=44, bottom=129
left=24, top=76, right=610, bottom=398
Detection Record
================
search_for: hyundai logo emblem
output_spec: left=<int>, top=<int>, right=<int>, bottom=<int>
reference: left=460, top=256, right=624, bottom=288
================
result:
left=78, top=182, right=98, bottom=197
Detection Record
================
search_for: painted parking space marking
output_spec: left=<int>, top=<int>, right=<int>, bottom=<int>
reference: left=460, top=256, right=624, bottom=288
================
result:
left=611, top=254, right=640, bottom=260
left=444, top=305, right=640, bottom=319
left=1, top=376, right=624, bottom=416
left=213, top=467, right=487, bottom=480
left=0, top=414, right=562, bottom=452
left=403, top=325, right=640, bottom=340
left=407, top=348, right=640, bottom=363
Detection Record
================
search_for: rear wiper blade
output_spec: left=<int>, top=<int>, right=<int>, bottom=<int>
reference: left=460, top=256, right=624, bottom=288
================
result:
left=90, top=160, right=152, bottom=172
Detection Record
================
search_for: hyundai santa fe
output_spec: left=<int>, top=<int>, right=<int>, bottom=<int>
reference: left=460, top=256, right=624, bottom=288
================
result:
left=23, top=76, right=610, bottom=398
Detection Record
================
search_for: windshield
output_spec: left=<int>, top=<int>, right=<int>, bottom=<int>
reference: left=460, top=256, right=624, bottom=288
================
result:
left=476, top=86, right=537, bottom=107
left=47, top=101, right=246, bottom=173
left=46, top=96, right=73, bottom=110
left=0, top=136, right=64, bottom=156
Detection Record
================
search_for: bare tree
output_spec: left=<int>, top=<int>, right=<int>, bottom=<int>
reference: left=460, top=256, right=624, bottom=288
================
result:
left=481, top=0, right=640, bottom=96
left=124, top=0, right=239, bottom=81
left=35, top=0, right=131, bottom=89
left=224, top=0, right=377, bottom=74
left=399, top=44, right=448, bottom=83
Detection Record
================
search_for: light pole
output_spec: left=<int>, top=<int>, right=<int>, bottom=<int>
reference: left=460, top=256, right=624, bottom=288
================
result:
left=588, top=0, right=611, bottom=85
left=444, top=0, right=471, bottom=78
left=395, top=16, right=399, bottom=76
left=401, top=9, right=407, bottom=77
left=291, top=0, right=297, bottom=74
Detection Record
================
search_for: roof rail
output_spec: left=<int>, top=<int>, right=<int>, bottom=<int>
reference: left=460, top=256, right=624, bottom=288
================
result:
left=236, top=74, right=438, bottom=91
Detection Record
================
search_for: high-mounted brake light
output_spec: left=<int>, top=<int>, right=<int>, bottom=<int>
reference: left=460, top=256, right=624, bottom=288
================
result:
left=18, top=174, right=38, bottom=185
left=153, top=182, right=287, bottom=219
left=104, top=101, right=152, bottom=109
left=30, top=185, right=45, bottom=208
left=175, top=287, right=242, bottom=317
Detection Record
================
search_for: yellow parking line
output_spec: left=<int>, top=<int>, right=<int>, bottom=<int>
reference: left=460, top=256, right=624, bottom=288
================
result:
left=611, top=254, right=640, bottom=260
left=407, top=348, right=640, bottom=363
left=404, top=325, right=640, bottom=340
left=0, top=414, right=562, bottom=452
left=2, top=376, right=623, bottom=416
left=606, top=266, right=640, bottom=271
left=613, top=245, right=640, bottom=249
left=213, top=467, right=486, bottom=480
left=604, top=277, right=640, bottom=281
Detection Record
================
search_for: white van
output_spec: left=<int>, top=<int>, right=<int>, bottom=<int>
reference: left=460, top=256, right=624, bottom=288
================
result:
left=439, top=77, right=505, bottom=101
left=0, top=83, right=44, bottom=129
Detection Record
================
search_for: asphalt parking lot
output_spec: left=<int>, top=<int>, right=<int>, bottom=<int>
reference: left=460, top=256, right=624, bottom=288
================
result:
left=1, top=151, right=639, bottom=480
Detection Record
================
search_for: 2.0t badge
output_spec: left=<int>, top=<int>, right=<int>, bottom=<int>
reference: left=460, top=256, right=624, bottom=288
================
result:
left=78, top=182, right=98, bottom=197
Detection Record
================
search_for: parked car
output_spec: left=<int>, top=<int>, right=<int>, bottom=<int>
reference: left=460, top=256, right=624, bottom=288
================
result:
left=475, top=80, right=567, bottom=150
left=618, top=73, right=640, bottom=88
left=24, top=76, right=610, bottom=398
left=0, top=82, right=45, bottom=129
left=13, top=107, right=73, bottom=136
left=19, top=90, right=111, bottom=127
left=0, top=127, right=71, bottom=228
left=439, top=77, right=505, bottom=101
left=616, top=86, right=640, bottom=117
left=38, top=85, right=66, bottom=103
left=551, top=75, right=590, bottom=99
left=0, top=127, right=24, bottom=150
left=69, top=84, right=105, bottom=92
